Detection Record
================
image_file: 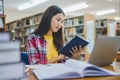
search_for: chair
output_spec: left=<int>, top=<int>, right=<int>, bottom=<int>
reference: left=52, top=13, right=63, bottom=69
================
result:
left=21, top=52, right=29, bottom=65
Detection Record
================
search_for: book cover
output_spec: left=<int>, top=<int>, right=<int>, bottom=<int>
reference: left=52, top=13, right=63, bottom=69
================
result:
left=59, top=35, right=89, bottom=57
left=0, top=41, right=21, bottom=64
left=0, top=49, right=20, bottom=64
left=0, top=41, right=20, bottom=50
left=33, top=59, right=119, bottom=80
left=0, top=32, right=10, bottom=41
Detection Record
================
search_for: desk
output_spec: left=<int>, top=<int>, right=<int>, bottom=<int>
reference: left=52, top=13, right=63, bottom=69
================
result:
left=25, top=62, right=120, bottom=80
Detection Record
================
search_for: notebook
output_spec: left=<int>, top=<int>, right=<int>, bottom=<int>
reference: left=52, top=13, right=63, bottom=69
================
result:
left=88, top=36, right=120, bottom=66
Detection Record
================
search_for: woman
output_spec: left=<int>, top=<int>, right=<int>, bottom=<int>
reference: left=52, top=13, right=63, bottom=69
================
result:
left=26, top=5, right=83, bottom=64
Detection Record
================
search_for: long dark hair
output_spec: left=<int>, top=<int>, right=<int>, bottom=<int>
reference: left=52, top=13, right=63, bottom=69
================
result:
left=34, top=5, right=65, bottom=50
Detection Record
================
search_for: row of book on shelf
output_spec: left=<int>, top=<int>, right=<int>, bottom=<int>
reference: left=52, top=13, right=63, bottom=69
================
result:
left=64, top=26, right=84, bottom=36
left=64, top=17, right=84, bottom=27
left=11, top=27, right=36, bottom=37
left=0, top=32, right=25, bottom=80
left=6, top=14, right=42, bottom=30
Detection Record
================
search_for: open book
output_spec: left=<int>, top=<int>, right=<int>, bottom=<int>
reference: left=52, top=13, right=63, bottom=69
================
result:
left=59, top=35, right=89, bottom=57
left=33, top=59, right=119, bottom=80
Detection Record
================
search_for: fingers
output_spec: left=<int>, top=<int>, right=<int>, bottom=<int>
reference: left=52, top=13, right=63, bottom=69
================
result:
left=69, top=50, right=77, bottom=59
left=72, top=45, right=82, bottom=53
left=79, top=45, right=82, bottom=53
left=69, top=50, right=74, bottom=56
left=72, top=46, right=78, bottom=53
left=69, top=45, right=82, bottom=59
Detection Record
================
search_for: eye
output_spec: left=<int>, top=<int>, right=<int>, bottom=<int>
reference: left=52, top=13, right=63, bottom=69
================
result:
left=57, top=18, right=60, bottom=21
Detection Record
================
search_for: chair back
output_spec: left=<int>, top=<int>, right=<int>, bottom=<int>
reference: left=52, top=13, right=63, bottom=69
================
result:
left=21, top=52, right=29, bottom=64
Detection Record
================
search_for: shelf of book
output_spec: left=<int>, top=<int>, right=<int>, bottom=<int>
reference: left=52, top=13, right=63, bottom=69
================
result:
left=6, top=13, right=43, bottom=51
left=116, top=22, right=120, bottom=36
left=96, top=18, right=117, bottom=39
left=64, top=16, right=84, bottom=42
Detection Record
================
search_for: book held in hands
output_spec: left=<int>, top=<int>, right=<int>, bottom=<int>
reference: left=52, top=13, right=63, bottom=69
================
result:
left=33, top=59, right=119, bottom=80
left=59, top=35, right=89, bottom=57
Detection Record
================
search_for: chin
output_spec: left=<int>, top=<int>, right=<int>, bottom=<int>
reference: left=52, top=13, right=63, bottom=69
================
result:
left=53, top=30, right=58, bottom=32
left=54, top=31, right=58, bottom=33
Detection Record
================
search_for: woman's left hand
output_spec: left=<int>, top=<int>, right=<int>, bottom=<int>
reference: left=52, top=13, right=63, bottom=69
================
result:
left=69, top=45, right=83, bottom=59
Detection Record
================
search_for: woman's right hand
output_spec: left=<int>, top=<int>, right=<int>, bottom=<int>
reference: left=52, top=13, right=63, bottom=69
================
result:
left=58, top=54, right=65, bottom=60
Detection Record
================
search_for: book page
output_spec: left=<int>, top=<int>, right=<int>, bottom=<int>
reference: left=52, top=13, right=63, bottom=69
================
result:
left=65, top=59, right=92, bottom=75
left=65, top=59, right=119, bottom=77
left=33, top=63, right=80, bottom=79
left=25, top=64, right=50, bottom=69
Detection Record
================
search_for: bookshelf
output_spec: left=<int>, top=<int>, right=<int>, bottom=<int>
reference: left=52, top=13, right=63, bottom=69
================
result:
left=0, top=15, right=6, bottom=32
left=116, top=22, right=120, bottom=36
left=116, top=22, right=120, bottom=52
left=64, top=13, right=96, bottom=54
left=96, top=19, right=116, bottom=39
left=64, top=16, right=84, bottom=43
left=6, top=13, right=43, bottom=51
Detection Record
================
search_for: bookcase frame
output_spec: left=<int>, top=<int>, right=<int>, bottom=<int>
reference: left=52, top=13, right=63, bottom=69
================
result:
left=0, top=14, right=6, bottom=32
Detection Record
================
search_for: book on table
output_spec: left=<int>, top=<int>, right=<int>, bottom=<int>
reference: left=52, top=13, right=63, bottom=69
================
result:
left=33, top=59, right=119, bottom=80
left=0, top=32, right=25, bottom=80
left=0, top=32, right=10, bottom=41
left=59, top=35, right=89, bottom=58
left=0, top=41, right=21, bottom=64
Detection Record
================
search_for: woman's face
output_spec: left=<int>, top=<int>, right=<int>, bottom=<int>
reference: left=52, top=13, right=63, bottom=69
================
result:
left=49, top=13, right=64, bottom=33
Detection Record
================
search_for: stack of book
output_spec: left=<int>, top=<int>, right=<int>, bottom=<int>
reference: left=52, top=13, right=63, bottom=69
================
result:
left=0, top=32, right=24, bottom=80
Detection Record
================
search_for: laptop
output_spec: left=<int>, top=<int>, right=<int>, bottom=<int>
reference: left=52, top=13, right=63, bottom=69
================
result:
left=88, top=36, right=120, bottom=66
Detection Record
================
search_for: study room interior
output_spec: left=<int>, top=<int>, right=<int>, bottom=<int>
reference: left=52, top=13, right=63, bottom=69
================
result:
left=0, top=0, right=120, bottom=80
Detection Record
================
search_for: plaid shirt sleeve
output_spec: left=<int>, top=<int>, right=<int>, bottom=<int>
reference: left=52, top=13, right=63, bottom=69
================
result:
left=26, top=34, right=47, bottom=64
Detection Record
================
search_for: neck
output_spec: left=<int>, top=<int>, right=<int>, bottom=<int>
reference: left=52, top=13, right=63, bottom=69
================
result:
left=47, top=29, right=53, bottom=35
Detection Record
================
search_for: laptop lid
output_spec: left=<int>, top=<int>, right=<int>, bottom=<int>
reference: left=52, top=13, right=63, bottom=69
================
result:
left=88, top=36, right=120, bottom=66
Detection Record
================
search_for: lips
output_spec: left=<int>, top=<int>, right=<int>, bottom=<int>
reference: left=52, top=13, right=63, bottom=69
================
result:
left=56, top=26, right=60, bottom=30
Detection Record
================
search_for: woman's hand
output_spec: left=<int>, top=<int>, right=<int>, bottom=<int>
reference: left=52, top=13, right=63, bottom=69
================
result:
left=69, top=45, right=83, bottom=59
left=58, top=54, right=65, bottom=60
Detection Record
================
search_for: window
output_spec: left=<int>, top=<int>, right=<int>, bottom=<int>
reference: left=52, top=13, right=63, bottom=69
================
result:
left=0, top=0, right=4, bottom=14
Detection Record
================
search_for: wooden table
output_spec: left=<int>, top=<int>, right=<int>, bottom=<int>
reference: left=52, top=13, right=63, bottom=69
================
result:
left=25, top=62, right=120, bottom=80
